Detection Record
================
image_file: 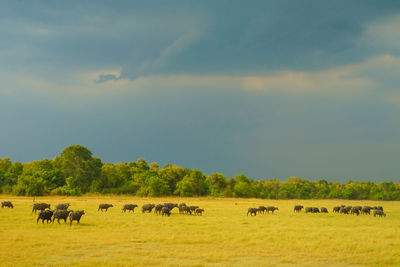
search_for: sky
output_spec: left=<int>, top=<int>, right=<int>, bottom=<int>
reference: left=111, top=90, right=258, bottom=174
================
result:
left=1, top=1, right=400, bottom=182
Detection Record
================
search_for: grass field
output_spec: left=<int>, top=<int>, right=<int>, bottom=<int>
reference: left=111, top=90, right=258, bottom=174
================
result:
left=0, top=196, right=399, bottom=266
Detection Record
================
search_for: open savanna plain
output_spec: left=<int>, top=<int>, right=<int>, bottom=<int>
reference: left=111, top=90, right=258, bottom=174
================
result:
left=0, top=196, right=399, bottom=266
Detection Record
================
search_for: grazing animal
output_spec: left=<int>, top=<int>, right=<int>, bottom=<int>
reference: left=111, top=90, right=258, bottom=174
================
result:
left=258, top=206, right=267, bottom=214
left=247, top=208, right=257, bottom=216
left=351, top=207, right=361, bottom=216
left=351, top=206, right=362, bottom=215
left=266, top=206, right=279, bottom=214
left=373, top=210, right=386, bottom=217
left=340, top=206, right=351, bottom=214
left=161, top=207, right=171, bottom=216
left=195, top=208, right=204, bottom=215
left=32, top=203, right=51, bottom=214
left=52, top=209, right=72, bottom=224
left=154, top=204, right=163, bottom=215
left=312, top=207, right=320, bottom=213
left=122, top=204, right=138, bottom=213
left=163, top=203, right=178, bottom=210
left=182, top=206, right=192, bottom=215
left=305, top=207, right=313, bottom=213
left=333, top=206, right=341, bottom=213
left=1, top=201, right=13, bottom=208
left=294, top=205, right=304, bottom=212
left=361, top=206, right=372, bottom=215
left=55, top=203, right=70, bottom=210
left=142, top=204, right=155, bottom=213
left=320, top=207, right=328, bottom=213
left=98, top=203, right=113, bottom=212
left=188, top=206, right=199, bottom=213
left=69, top=210, right=85, bottom=225
left=37, top=210, right=54, bottom=224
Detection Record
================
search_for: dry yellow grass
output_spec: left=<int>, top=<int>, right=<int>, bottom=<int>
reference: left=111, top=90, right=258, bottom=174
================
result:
left=0, top=196, right=399, bottom=266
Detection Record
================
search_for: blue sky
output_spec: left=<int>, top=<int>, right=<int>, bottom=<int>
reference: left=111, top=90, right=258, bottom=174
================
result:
left=1, top=1, right=400, bottom=182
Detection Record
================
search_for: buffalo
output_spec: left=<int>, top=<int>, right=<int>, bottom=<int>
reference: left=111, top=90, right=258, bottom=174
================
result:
left=154, top=204, right=163, bottom=215
left=294, top=205, right=303, bottom=212
left=142, top=204, right=155, bottom=213
left=305, top=207, right=313, bottom=213
left=161, top=207, right=171, bottom=216
left=257, top=206, right=267, bottom=214
left=188, top=206, right=199, bottom=214
left=37, top=210, right=53, bottom=224
left=195, top=208, right=204, bottom=215
left=55, top=203, right=70, bottom=210
left=333, top=206, right=341, bottom=213
left=69, top=210, right=85, bottom=225
left=373, top=210, right=386, bottom=217
left=122, top=204, right=138, bottom=213
left=340, top=206, right=351, bottom=214
left=1, top=201, right=13, bottom=208
left=53, top=209, right=72, bottom=224
left=98, top=203, right=113, bottom=212
left=312, top=207, right=320, bottom=213
left=247, top=208, right=257, bottom=216
left=361, top=206, right=372, bottom=215
left=351, top=207, right=361, bottom=216
left=32, top=203, right=51, bottom=214
left=320, top=207, right=328, bottom=213
left=163, top=203, right=178, bottom=210
left=266, top=206, right=279, bottom=214
left=181, top=206, right=192, bottom=215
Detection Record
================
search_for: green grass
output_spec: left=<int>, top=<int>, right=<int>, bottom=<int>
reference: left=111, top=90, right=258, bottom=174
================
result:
left=0, top=196, right=399, bottom=266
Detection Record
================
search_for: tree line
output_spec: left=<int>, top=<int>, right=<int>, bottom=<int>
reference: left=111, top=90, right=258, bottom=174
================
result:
left=0, top=145, right=399, bottom=200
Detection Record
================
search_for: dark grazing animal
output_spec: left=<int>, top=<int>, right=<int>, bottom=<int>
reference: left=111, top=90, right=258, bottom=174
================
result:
left=1, top=201, right=13, bottom=208
left=182, top=206, right=192, bottom=215
left=69, top=210, right=85, bottom=225
left=32, top=203, right=51, bottom=214
left=257, top=206, right=267, bottom=214
left=52, top=209, right=72, bottom=224
left=373, top=209, right=386, bottom=217
left=294, top=205, right=303, bottom=212
left=98, top=203, right=113, bottom=212
left=247, top=208, right=257, bottom=216
left=351, top=206, right=362, bottom=215
left=161, top=207, right=171, bottom=216
left=266, top=206, right=279, bottom=214
left=351, top=207, right=361, bottom=216
left=122, top=204, right=138, bottom=213
left=340, top=206, right=351, bottom=214
left=188, top=206, right=199, bottom=213
left=312, top=207, right=320, bottom=213
left=37, top=210, right=54, bottom=224
left=305, top=207, right=313, bottom=213
left=55, top=203, right=70, bottom=210
left=333, top=206, right=341, bottom=213
left=320, top=207, right=328, bottom=213
left=195, top=208, right=204, bottom=215
left=163, top=203, right=178, bottom=210
left=142, top=204, right=155, bottom=213
left=361, top=206, right=372, bottom=215
left=154, top=204, right=163, bottom=215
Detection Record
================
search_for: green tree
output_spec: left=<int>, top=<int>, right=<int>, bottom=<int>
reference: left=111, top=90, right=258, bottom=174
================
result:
left=54, top=145, right=102, bottom=193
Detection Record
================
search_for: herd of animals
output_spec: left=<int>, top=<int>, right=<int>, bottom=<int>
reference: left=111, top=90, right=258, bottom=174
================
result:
left=0, top=201, right=204, bottom=226
left=1, top=201, right=388, bottom=226
left=247, top=204, right=387, bottom=217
